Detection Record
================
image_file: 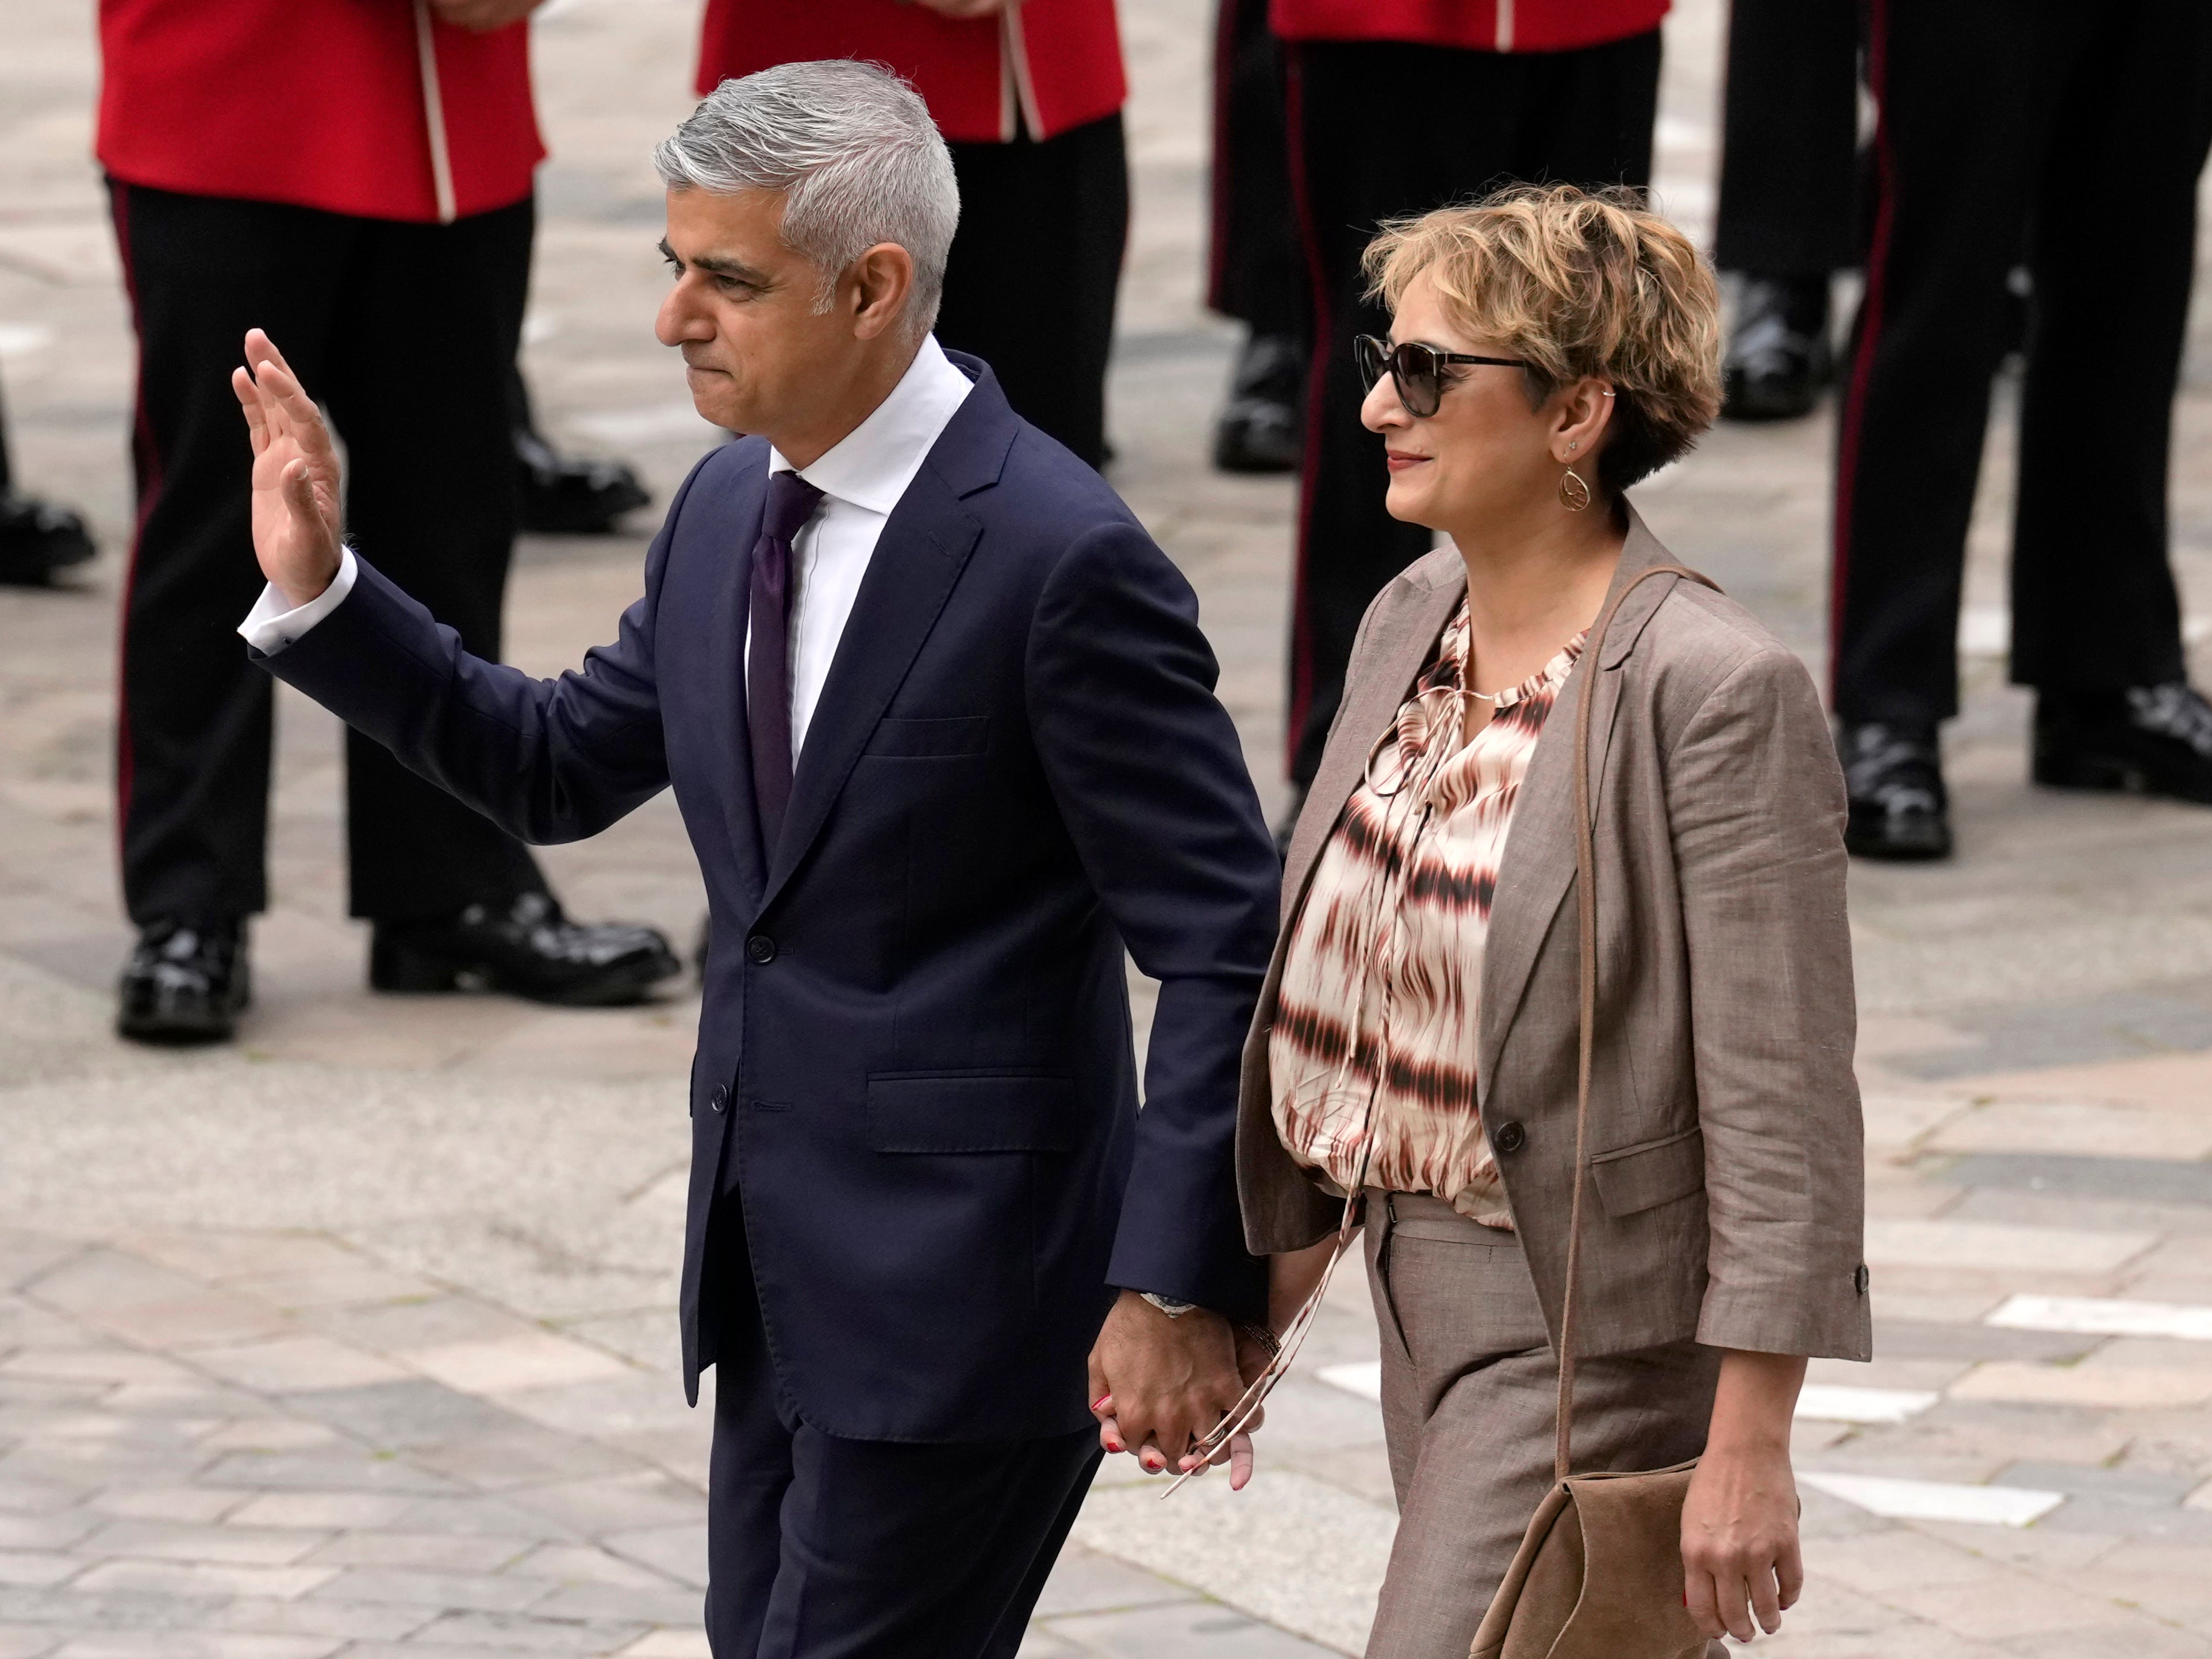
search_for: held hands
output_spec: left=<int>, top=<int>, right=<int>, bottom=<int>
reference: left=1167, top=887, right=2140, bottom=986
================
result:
left=1086, top=1291, right=1262, bottom=1491
left=231, top=329, right=343, bottom=609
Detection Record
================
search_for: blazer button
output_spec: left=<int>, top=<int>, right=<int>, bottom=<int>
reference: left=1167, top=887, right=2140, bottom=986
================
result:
left=745, top=934, right=777, bottom=965
left=1492, top=1120, right=1527, bottom=1155
left=709, top=1086, right=728, bottom=1113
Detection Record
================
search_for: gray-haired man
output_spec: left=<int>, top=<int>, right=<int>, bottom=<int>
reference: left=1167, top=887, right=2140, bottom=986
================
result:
left=231, top=61, right=1280, bottom=1654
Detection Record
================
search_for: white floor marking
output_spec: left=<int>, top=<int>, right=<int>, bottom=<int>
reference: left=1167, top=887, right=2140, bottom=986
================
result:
left=1316, top=1360, right=1382, bottom=1402
left=1988, top=1293, right=2212, bottom=1342
left=1799, top=1471, right=2063, bottom=1527
left=1795, top=1384, right=1942, bottom=1424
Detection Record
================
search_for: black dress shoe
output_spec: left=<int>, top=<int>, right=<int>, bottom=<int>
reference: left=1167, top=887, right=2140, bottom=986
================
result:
left=514, top=429, right=650, bottom=535
left=371, top=892, right=681, bottom=1006
left=2034, top=683, right=2212, bottom=805
left=1721, top=275, right=1833, bottom=423
left=0, top=489, right=96, bottom=585
left=117, top=919, right=249, bottom=1044
left=1839, top=723, right=1952, bottom=860
left=1212, top=333, right=1306, bottom=475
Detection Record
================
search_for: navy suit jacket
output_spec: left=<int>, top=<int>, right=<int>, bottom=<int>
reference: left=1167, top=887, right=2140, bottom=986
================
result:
left=254, top=359, right=1280, bottom=1442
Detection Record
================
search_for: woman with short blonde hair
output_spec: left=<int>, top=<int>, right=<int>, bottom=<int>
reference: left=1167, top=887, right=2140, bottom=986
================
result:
left=1232, top=185, right=1869, bottom=1656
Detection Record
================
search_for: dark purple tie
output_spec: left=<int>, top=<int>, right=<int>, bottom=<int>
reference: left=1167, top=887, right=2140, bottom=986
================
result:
left=748, top=470, right=825, bottom=851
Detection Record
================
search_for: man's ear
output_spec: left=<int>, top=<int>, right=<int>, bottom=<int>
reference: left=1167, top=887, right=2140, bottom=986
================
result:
left=848, top=243, right=916, bottom=341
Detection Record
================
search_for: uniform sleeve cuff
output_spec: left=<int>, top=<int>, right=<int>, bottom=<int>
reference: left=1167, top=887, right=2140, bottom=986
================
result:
left=238, top=546, right=359, bottom=655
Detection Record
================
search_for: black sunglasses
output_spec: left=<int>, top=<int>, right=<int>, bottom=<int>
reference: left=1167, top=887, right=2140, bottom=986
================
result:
left=1354, top=335, right=1530, bottom=418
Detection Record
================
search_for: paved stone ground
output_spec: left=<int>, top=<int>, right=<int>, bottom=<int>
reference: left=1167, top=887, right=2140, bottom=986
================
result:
left=11, top=0, right=2212, bottom=1653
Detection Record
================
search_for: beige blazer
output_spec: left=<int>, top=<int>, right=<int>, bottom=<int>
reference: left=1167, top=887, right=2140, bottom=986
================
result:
left=1238, top=508, right=1872, bottom=1363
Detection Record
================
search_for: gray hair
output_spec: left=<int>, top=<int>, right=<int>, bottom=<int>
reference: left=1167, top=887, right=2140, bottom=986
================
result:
left=653, top=61, right=959, bottom=340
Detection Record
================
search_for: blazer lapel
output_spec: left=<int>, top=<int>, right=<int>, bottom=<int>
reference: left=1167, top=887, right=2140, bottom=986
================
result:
left=1476, top=507, right=1681, bottom=1101
left=1280, top=556, right=1466, bottom=919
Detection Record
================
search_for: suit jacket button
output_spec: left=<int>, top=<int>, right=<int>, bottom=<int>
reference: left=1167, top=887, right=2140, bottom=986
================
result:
left=1854, top=1262, right=1870, bottom=1295
left=709, top=1086, right=728, bottom=1113
left=745, top=934, right=777, bottom=965
left=1492, top=1120, right=1526, bottom=1154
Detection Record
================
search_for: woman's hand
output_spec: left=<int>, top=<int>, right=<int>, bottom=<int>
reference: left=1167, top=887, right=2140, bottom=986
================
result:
left=1681, top=1349, right=1807, bottom=1642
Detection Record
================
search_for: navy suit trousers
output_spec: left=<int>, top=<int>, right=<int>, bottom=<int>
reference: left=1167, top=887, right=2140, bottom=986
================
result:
left=704, top=1225, right=1099, bottom=1658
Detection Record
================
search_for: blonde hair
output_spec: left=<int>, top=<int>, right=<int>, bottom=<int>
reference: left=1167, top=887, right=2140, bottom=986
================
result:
left=1362, top=184, right=1721, bottom=494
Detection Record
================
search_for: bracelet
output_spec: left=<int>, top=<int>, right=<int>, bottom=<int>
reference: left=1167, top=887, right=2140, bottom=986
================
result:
left=1236, top=1320, right=1282, bottom=1358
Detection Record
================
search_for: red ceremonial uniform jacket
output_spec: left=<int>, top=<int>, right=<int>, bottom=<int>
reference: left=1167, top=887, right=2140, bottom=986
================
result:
left=1270, top=0, right=1667, bottom=53
left=696, top=0, right=1126, bottom=144
left=97, top=0, right=543, bottom=224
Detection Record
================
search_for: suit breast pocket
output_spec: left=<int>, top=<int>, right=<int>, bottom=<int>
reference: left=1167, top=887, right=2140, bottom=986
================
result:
left=864, top=716, right=992, bottom=759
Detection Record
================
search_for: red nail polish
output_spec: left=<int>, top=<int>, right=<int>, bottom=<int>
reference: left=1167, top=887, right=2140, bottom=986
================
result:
left=1105, top=1438, right=1122, bottom=1453
left=1091, top=1396, right=1112, bottom=1412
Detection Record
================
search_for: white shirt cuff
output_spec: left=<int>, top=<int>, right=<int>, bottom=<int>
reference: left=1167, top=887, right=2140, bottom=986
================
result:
left=239, top=546, right=359, bottom=655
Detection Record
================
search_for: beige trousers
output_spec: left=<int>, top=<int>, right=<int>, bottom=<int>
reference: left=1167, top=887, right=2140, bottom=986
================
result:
left=1362, top=1191, right=1726, bottom=1659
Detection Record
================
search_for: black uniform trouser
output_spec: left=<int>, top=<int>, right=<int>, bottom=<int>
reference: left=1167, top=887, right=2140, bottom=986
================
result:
left=936, top=114, right=1128, bottom=471
left=110, top=181, right=546, bottom=925
left=1714, top=0, right=1862, bottom=278
left=1208, top=0, right=1305, bottom=339
left=1832, top=0, right=2212, bottom=727
left=1283, top=35, right=1659, bottom=785
left=702, top=1224, right=1099, bottom=1658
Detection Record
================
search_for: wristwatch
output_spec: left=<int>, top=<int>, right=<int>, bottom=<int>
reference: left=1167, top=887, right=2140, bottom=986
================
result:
left=1140, top=1292, right=1197, bottom=1318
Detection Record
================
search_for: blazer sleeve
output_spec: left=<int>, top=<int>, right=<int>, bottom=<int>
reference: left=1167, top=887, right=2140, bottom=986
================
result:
left=249, top=462, right=704, bottom=846
left=1666, top=646, right=1872, bottom=1361
left=1027, top=520, right=1281, bottom=1324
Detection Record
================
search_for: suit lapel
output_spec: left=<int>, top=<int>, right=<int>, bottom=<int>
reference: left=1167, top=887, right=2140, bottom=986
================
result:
left=763, top=471, right=980, bottom=904
left=1476, top=507, right=1680, bottom=1100
left=705, top=462, right=771, bottom=900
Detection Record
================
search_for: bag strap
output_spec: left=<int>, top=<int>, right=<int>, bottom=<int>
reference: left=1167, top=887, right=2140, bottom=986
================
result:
left=1553, top=561, right=1721, bottom=1484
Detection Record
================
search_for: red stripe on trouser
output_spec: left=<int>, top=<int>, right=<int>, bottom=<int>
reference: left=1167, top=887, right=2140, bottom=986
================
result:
left=1282, top=45, right=1331, bottom=777
left=107, top=182, right=161, bottom=868
left=1830, top=0, right=1895, bottom=708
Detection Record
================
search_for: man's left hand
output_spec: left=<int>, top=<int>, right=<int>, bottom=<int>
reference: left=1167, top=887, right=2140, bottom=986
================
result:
left=429, top=0, right=544, bottom=33
left=1086, top=1291, right=1248, bottom=1483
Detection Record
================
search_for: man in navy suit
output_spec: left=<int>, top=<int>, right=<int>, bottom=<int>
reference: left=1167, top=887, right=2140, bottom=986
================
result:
left=227, top=60, right=1280, bottom=1658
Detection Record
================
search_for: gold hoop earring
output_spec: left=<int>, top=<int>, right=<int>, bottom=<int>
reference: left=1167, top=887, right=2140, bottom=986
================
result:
left=1559, top=466, right=1592, bottom=512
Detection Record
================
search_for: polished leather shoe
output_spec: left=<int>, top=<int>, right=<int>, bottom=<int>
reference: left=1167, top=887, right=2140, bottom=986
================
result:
left=0, top=489, right=96, bottom=586
left=1212, top=333, right=1305, bottom=474
left=1839, top=722, right=1952, bottom=860
left=371, top=891, right=681, bottom=1005
left=2034, top=683, right=2212, bottom=805
left=515, top=428, right=651, bottom=535
left=1721, top=275, right=1833, bottom=423
left=117, top=919, right=249, bottom=1044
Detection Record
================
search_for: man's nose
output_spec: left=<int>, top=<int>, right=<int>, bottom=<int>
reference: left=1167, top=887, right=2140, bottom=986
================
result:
left=655, top=282, right=707, bottom=348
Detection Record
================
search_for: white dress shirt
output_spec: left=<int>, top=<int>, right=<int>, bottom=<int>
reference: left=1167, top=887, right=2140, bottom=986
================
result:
left=241, top=336, right=975, bottom=761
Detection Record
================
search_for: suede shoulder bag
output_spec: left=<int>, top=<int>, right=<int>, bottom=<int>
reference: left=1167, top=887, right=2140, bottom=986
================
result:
left=1468, top=562, right=1720, bottom=1659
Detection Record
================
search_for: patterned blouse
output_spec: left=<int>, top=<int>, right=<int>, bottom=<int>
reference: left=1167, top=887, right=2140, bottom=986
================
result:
left=1270, top=600, right=1585, bottom=1229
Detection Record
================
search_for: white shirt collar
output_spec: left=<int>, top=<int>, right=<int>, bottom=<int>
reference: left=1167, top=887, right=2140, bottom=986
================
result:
left=767, top=336, right=976, bottom=514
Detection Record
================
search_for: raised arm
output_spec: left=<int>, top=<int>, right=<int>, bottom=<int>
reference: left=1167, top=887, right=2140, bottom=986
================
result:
left=233, top=331, right=675, bottom=844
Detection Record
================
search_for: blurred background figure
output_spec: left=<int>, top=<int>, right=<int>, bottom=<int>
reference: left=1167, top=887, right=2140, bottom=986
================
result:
left=1274, top=0, right=1667, bottom=822
left=697, top=0, right=1129, bottom=470
left=1712, top=0, right=1860, bottom=421
left=1207, top=0, right=1306, bottom=475
left=98, top=0, right=680, bottom=1044
left=1833, top=0, right=2212, bottom=861
left=0, top=374, right=96, bottom=585
left=508, top=362, right=650, bottom=534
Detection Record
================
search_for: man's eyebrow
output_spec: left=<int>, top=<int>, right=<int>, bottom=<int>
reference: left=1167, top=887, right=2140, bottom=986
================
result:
left=657, top=239, right=773, bottom=284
